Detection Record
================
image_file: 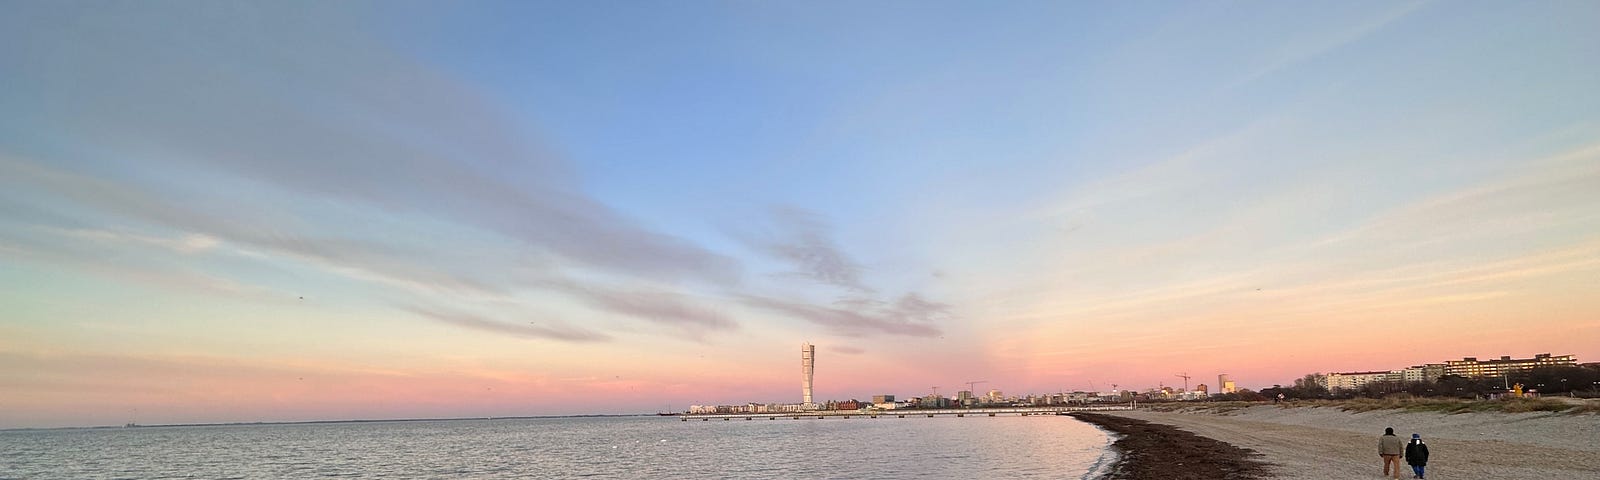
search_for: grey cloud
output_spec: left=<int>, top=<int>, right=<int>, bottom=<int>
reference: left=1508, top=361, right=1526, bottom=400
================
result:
left=736, top=208, right=953, bottom=338
left=403, top=306, right=611, bottom=343
left=558, top=285, right=737, bottom=332
left=751, top=208, right=870, bottom=292
left=4, top=156, right=746, bottom=342
left=2, top=6, right=960, bottom=342
left=1, top=3, right=738, bottom=286
left=828, top=345, right=865, bottom=355
left=0, top=229, right=270, bottom=299
left=886, top=293, right=951, bottom=323
left=0, top=158, right=511, bottom=297
left=831, top=296, right=884, bottom=310
left=740, top=295, right=943, bottom=337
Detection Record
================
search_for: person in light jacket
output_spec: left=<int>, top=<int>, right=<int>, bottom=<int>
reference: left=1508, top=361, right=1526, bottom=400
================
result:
left=1379, top=427, right=1404, bottom=479
left=1405, top=433, right=1430, bottom=479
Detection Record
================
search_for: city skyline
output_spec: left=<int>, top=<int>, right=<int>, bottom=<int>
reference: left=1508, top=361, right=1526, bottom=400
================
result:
left=706, top=345, right=1584, bottom=412
left=3, top=2, right=1599, bottom=428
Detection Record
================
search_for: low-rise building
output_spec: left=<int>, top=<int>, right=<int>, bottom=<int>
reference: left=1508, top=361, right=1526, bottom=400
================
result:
left=1400, top=364, right=1446, bottom=383
left=1325, top=371, right=1390, bottom=391
left=1445, top=354, right=1576, bottom=378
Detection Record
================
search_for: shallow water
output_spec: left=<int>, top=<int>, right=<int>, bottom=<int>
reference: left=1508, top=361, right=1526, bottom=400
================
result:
left=1, top=415, right=1113, bottom=479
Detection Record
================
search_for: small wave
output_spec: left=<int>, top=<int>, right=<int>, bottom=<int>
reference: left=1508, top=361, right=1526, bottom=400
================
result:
left=1080, top=445, right=1120, bottom=480
left=1079, top=422, right=1123, bottom=480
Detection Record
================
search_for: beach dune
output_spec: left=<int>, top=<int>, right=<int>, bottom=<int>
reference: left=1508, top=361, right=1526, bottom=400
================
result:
left=1108, top=405, right=1600, bottom=479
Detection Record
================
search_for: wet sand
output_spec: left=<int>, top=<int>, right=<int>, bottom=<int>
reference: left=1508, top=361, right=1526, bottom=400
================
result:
left=1104, top=406, right=1600, bottom=479
left=1069, top=413, right=1268, bottom=480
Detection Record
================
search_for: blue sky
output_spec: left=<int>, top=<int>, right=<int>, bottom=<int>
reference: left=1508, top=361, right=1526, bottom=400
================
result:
left=2, top=1, right=1598, bottom=427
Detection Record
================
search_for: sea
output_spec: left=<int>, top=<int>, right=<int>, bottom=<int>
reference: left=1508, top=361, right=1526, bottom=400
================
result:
left=1, top=415, right=1115, bottom=479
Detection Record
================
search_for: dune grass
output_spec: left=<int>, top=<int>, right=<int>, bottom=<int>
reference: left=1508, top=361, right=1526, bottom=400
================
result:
left=1142, top=396, right=1599, bottom=415
left=1319, top=396, right=1574, bottom=414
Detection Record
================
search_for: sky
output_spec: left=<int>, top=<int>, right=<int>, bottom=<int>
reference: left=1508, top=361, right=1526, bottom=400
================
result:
left=1, top=1, right=1597, bottom=428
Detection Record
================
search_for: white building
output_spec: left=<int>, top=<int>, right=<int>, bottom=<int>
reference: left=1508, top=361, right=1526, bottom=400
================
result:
left=1326, top=371, right=1390, bottom=391
left=801, top=342, right=815, bottom=408
left=1400, top=364, right=1446, bottom=383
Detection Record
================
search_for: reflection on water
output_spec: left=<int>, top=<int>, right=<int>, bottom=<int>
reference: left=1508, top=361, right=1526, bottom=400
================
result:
left=2, top=415, right=1113, bottom=478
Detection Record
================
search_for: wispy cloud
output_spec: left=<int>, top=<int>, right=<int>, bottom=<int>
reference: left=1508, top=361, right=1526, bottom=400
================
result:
left=1226, top=1, right=1430, bottom=88
left=0, top=228, right=271, bottom=299
left=740, top=293, right=944, bottom=337
left=1, top=4, right=740, bottom=290
left=402, top=306, right=611, bottom=343
left=1303, top=143, right=1600, bottom=251
left=745, top=207, right=870, bottom=292
left=0, top=155, right=515, bottom=298
left=0, top=2, right=784, bottom=350
left=828, top=345, right=865, bottom=355
left=543, top=281, right=738, bottom=337
left=1034, top=115, right=1286, bottom=221
left=43, top=227, right=220, bottom=254
left=735, top=207, right=953, bottom=338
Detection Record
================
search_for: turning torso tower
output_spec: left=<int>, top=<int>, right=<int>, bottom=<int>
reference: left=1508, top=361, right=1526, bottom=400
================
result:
left=801, top=342, right=815, bottom=406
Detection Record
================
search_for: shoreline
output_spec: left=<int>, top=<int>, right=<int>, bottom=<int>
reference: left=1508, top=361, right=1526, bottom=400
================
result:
left=1069, top=412, right=1268, bottom=480
left=1101, top=405, right=1600, bottom=479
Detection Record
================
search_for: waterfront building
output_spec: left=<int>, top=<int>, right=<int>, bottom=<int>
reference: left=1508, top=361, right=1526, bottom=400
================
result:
left=871, top=394, right=894, bottom=404
left=1065, top=391, right=1096, bottom=403
left=1400, top=364, right=1446, bottom=383
left=1218, top=374, right=1236, bottom=394
left=801, top=342, right=815, bottom=408
left=1444, top=353, right=1576, bottom=378
left=956, top=390, right=974, bottom=407
left=1194, top=384, right=1208, bottom=395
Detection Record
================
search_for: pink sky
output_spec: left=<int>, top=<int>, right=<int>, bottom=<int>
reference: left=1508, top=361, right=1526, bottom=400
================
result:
left=4, top=2, right=1600, bottom=428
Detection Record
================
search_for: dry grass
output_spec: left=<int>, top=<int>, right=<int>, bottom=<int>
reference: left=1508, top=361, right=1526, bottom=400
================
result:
left=1142, top=401, right=1263, bottom=414
left=1140, top=397, right=1600, bottom=415
left=1291, top=396, right=1582, bottom=414
left=1568, top=400, right=1600, bottom=414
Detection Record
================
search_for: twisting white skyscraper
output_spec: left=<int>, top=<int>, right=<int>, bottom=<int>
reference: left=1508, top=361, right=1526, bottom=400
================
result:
left=801, top=342, right=815, bottom=407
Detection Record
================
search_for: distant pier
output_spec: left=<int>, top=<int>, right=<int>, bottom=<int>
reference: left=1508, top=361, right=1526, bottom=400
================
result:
left=678, top=405, right=1132, bottom=421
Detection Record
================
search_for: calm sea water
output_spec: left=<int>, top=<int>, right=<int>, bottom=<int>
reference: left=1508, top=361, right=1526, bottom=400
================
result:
left=1, top=415, right=1114, bottom=479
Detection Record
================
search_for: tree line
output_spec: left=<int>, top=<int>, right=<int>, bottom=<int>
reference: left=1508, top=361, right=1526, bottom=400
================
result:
left=1256, top=366, right=1600, bottom=400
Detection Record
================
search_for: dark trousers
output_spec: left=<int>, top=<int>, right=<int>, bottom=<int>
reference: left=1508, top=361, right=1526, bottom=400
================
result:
left=1411, top=464, right=1425, bottom=478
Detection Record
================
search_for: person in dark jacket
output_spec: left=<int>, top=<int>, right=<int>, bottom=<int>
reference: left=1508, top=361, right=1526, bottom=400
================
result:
left=1405, top=433, right=1430, bottom=479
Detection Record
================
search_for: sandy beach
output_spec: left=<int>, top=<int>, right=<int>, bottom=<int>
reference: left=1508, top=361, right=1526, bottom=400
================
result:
left=1105, top=404, right=1600, bottom=479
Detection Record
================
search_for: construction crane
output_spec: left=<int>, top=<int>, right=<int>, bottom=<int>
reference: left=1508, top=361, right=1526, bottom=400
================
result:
left=1175, top=372, right=1192, bottom=392
left=930, top=386, right=940, bottom=396
left=966, top=380, right=988, bottom=395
